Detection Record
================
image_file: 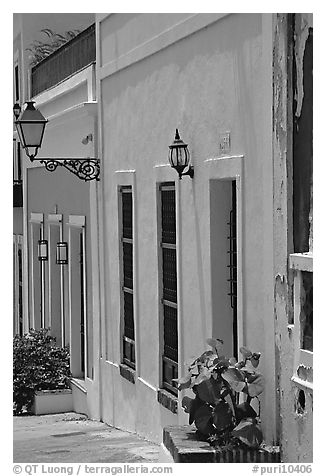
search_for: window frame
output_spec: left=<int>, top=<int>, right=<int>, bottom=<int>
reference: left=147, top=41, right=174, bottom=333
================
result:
left=289, top=252, right=313, bottom=391
left=159, top=181, right=178, bottom=396
left=119, top=185, right=136, bottom=370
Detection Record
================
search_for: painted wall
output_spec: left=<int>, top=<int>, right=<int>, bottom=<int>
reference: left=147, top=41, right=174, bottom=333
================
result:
left=98, top=13, right=276, bottom=444
left=273, top=14, right=313, bottom=462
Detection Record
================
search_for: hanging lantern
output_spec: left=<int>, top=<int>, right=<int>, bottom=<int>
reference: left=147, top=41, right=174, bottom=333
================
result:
left=56, top=241, right=68, bottom=265
left=168, top=129, right=194, bottom=179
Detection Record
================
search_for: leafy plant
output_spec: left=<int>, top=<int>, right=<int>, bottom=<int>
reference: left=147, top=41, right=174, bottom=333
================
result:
left=13, top=328, right=71, bottom=415
left=26, top=28, right=80, bottom=67
left=174, top=338, right=264, bottom=449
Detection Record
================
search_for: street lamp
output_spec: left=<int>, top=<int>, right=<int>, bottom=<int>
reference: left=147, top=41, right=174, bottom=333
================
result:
left=13, top=101, right=100, bottom=181
left=168, top=129, right=194, bottom=180
left=15, top=101, right=47, bottom=161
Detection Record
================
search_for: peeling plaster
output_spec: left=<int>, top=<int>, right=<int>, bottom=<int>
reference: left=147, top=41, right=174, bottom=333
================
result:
left=294, top=14, right=313, bottom=118
left=297, top=365, right=313, bottom=383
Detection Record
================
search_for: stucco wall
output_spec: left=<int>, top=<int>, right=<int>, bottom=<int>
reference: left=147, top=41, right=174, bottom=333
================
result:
left=98, top=13, right=277, bottom=444
left=273, top=14, right=313, bottom=462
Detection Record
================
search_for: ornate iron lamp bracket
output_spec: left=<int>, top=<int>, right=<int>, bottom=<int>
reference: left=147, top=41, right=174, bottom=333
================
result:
left=34, top=158, right=100, bottom=181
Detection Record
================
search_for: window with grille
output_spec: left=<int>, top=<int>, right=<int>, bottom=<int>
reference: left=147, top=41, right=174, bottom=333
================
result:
left=160, top=182, right=178, bottom=395
left=120, top=186, right=135, bottom=369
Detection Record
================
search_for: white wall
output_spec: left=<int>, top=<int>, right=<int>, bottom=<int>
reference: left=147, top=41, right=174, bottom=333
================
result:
left=97, top=13, right=276, bottom=444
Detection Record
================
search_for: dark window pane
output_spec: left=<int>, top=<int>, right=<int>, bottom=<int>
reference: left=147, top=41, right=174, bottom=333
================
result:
left=122, top=190, right=132, bottom=239
left=301, top=271, right=313, bottom=352
left=161, top=189, right=176, bottom=244
left=162, top=248, right=177, bottom=303
left=163, top=304, right=178, bottom=362
left=123, top=242, right=133, bottom=289
left=124, top=291, right=134, bottom=341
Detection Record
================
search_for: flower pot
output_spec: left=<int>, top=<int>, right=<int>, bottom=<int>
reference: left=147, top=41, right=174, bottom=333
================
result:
left=163, top=425, right=280, bottom=463
left=32, top=389, right=73, bottom=415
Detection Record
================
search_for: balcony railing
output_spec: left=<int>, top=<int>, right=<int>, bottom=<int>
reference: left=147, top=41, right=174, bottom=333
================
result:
left=31, top=23, right=96, bottom=97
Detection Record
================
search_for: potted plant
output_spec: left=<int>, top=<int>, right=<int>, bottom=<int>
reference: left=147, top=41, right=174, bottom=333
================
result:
left=13, top=328, right=72, bottom=415
left=174, top=338, right=266, bottom=452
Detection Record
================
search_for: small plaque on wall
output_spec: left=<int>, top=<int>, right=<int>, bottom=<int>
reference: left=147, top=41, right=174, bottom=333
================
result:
left=219, top=131, right=231, bottom=155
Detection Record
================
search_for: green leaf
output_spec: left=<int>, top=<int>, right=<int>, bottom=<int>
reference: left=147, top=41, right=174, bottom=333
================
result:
left=246, top=374, right=265, bottom=397
left=194, top=377, right=222, bottom=404
left=193, top=405, right=214, bottom=436
left=212, top=400, right=234, bottom=432
left=232, top=418, right=263, bottom=448
left=182, top=396, right=205, bottom=425
left=206, top=338, right=224, bottom=355
left=239, top=347, right=252, bottom=359
left=235, top=402, right=257, bottom=422
left=173, top=373, right=192, bottom=390
left=221, top=367, right=246, bottom=392
left=250, top=353, right=261, bottom=368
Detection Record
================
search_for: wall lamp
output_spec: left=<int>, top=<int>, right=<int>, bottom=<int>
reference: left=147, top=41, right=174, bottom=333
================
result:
left=38, top=239, right=48, bottom=261
left=168, top=129, right=194, bottom=180
left=13, top=101, right=100, bottom=182
left=56, top=242, right=68, bottom=265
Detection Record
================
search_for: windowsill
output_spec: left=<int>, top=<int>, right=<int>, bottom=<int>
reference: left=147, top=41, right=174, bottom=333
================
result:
left=291, top=375, right=313, bottom=392
left=157, top=388, right=178, bottom=414
left=119, top=363, right=136, bottom=384
left=289, top=252, right=313, bottom=272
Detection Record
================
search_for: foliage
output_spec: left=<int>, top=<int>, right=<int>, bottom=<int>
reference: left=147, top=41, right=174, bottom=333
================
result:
left=26, top=28, right=80, bottom=67
left=174, top=338, right=264, bottom=449
left=13, top=328, right=71, bottom=415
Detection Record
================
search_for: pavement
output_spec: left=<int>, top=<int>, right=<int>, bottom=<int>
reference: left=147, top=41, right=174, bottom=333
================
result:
left=13, top=413, right=161, bottom=463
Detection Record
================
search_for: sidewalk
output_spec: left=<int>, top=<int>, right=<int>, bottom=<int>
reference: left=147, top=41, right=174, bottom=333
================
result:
left=13, top=413, right=161, bottom=463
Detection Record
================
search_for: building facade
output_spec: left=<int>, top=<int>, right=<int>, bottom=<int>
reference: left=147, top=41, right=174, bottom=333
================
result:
left=13, top=13, right=313, bottom=461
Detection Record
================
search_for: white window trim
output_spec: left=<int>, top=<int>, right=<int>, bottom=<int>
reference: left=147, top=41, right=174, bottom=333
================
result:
left=67, top=215, right=87, bottom=379
left=47, top=214, right=65, bottom=346
left=154, top=165, right=180, bottom=393
left=204, top=155, right=244, bottom=354
left=29, top=213, right=45, bottom=329
left=289, top=252, right=313, bottom=392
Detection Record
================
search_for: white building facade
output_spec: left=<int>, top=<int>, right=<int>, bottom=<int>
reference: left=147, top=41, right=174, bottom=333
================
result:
left=13, top=13, right=313, bottom=461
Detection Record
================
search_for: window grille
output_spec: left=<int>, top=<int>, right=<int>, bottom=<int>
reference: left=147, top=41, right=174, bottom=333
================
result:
left=160, top=183, right=178, bottom=395
left=120, top=186, right=135, bottom=369
left=227, top=180, right=238, bottom=358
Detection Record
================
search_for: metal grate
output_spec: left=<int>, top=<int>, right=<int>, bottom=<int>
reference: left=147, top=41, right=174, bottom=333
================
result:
left=120, top=186, right=135, bottom=368
left=160, top=183, right=178, bottom=395
left=227, top=181, right=238, bottom=358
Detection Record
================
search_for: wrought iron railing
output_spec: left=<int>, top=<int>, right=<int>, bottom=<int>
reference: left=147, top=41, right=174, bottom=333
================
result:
left=31, top=23, right=96, bottom=97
